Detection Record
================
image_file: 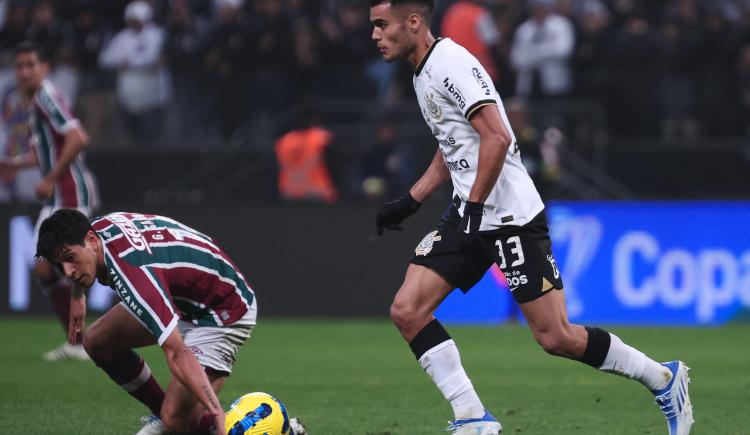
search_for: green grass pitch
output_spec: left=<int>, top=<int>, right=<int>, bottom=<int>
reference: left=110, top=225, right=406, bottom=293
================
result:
left=1, top=317, right=748, bottom=434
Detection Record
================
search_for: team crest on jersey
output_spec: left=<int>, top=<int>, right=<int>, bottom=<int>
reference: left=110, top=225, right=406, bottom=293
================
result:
left=415, top=230, right=442, bottom=256
left=424, top=92, right=442, bottom=120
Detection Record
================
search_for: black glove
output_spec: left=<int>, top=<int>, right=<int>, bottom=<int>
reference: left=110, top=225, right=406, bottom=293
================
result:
left=375, top=193, right=421, bottom=235
left=459, top=201, right=484, bottom=234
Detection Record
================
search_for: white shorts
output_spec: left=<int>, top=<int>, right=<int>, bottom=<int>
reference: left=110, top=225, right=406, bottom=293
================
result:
left=179, top=303, right=257, bottom=375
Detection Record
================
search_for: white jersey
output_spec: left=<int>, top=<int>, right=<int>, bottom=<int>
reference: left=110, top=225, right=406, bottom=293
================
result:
left=413, top=38, right=544, bottom=230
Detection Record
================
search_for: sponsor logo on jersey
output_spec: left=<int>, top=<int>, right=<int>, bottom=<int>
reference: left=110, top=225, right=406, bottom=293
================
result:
left=442, top=77, right=466, bottom=110
left=424, top=92, right=442, bottom=120
left=444, top=158, right=471, bottom=172
left=109, top=270, right=144, bottom=317
left=415, top=230, right=442, bottom=256
left=472, top=68, right=492, bottom=96
left=110, top=214, right=152, bottom=253
left=439, top=137, right=456, bottom=147
left=504, top=270, right=528, bottom=291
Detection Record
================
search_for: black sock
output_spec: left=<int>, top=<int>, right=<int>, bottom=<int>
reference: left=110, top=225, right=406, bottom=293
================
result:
left=409, top=319, right=452, bottom=360
left=581, top=326, right=611, bottom=368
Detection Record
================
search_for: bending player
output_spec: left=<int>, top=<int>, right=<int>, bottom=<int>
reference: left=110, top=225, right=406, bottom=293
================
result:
left=369, top=1, right=693, bottom=434
left=36, top=209, right=306, bottom=435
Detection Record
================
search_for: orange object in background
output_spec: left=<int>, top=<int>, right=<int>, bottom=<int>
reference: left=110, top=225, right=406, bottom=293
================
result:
left=275, top=126, right=339, bottom=203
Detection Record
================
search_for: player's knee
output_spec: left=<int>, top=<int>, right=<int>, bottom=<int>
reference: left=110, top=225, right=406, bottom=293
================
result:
left=389, top=301, right=419, bottom=331
left=82, top=323, right=106, bottom=361
left=535, top=331, right=574, bottom=357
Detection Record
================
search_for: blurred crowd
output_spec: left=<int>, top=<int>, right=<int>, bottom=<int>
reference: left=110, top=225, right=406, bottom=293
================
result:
left=0, top=0, right=749, bottom=144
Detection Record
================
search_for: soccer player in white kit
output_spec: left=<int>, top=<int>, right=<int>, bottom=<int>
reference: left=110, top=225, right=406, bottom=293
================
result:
left=369, top=1, right=693, bottom=434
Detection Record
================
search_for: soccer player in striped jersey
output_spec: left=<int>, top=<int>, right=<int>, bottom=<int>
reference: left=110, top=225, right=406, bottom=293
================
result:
left=0, top=41, right=99, bottom=361
left=35, top=209, right=306, bottom=435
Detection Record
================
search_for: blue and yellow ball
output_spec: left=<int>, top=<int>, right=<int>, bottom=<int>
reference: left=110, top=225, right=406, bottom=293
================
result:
left=225, top=392, right=291, bottom=435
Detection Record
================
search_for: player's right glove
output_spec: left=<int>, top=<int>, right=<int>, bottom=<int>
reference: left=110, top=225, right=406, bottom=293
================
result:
left=375, top=193, right=421, bottom=236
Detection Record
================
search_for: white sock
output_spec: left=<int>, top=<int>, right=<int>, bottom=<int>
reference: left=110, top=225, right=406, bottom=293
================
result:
left=599, top=333, right=672, bottom=391
left=418, top=339, right=485, bottom=419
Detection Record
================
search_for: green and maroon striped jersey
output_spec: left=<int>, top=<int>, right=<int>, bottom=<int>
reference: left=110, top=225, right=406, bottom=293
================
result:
left=93, top=212, right=255, bottom=345
left=30, top=79, right=98, bottom=208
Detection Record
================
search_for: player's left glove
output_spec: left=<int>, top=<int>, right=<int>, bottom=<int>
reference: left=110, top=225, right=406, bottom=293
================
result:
left=375, top=193, right=421, bottom=235
left=459, top=201, right=484, bottom=234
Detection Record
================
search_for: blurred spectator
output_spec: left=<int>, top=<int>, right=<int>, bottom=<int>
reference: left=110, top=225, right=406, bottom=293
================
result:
left=163, top=0, right=211, bottom=142
left=606, top=9, right=660, bottom=136
left=99, top=0, right=170, bottom=143
left=360, top=115, right=415, bottom=199
left=737, top=43, right=750, bottom=135
left=441, top=0, right=501, bottom=82
left=505, top=97, right=561, bottom=199
left=25, top=1, right=64, bottom=65
left=0, top=3, right=28, bottom=55
left=319, top=0, right=377, bottom=100
left=0, top=83, right=40, bottom=203
left=274, top=107, right=338, bottom=204
left=573, top=0, right=611, bottom=99
left=68, top=3, right=111, bottom=91
left=698, top=2, right=742, bottom=136
left=290, top=19, right=322, bottom=101
left=656, top=1, right=703, bottom=140
left=510, top=0, right=575, bottom=99
left=246, top=0, right=295, bottom=117
left=202, top=0, right=252, bottom=138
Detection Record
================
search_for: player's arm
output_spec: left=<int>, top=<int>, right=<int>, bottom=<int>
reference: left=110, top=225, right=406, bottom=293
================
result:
left=409, top=148, right=450, bottom=202
left=67, top=283, right=86, bottom=344
left=0, top=148, right=38, bottom=170
left=467, top=104, right=511, bottom=203
left=161, top=329, right=226, bottom=434
left=44, top=125, right=89, bottom=183
left=35, top=125, right=89, bottom=200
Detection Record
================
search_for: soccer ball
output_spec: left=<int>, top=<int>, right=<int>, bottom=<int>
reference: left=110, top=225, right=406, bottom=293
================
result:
left=225, top=392, right=292, bottom=435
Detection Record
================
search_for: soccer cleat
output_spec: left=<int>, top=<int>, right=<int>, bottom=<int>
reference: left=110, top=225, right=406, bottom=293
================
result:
left=42, top=342, right=90, bottom=361
left=290, top=416, right=308, bottom=434
left=652, top=361, right=693, bottom=435
left=134, top=415, right=164, bottom=435
left=446, top=411, right=502, bottom=435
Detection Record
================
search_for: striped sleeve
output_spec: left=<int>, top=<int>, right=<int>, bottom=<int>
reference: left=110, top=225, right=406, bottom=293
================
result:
left=103, top=246, right=178, bottom=346
left=35, top=82, right=80, bottom=134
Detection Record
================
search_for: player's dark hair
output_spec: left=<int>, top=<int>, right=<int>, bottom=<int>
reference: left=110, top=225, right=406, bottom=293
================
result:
left=370, top=0, right=434, bottom=21
left=36, top=209, right=93, bottom=260
left=14, top=40, right=46, bottom=62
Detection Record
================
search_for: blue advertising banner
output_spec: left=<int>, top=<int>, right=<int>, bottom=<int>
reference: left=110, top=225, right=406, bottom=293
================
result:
left=436, top=202, right=750, bottom=326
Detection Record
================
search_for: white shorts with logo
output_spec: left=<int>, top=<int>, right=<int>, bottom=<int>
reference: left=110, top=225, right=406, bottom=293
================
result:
left=179, top=301, right=257, bottom=375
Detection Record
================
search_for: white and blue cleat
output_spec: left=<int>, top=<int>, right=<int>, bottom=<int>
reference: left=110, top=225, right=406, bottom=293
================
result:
left=134, top=415, right=164, bottom=435
left=446, top=411, right=502, bottom=435
left=652, top=361, right=694, bottom=435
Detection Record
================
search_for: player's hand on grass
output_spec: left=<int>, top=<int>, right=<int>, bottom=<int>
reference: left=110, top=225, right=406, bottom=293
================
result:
left=375, top=193, right=421, bottom=235
left=68, top=295, right=86, bottom=344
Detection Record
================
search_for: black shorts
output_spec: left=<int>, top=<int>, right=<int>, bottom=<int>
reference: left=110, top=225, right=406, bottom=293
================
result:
left=410, top=210, right=564, bottom=303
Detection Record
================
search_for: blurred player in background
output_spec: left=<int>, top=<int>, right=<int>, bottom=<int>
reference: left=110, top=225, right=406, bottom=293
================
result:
left=0, top=82, right=42, bottom=203
left=35, top=209, right=307, bottom=435
left=0, top=41, right=99, bottom=361
left=370, top=1, right=693, bottom=434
